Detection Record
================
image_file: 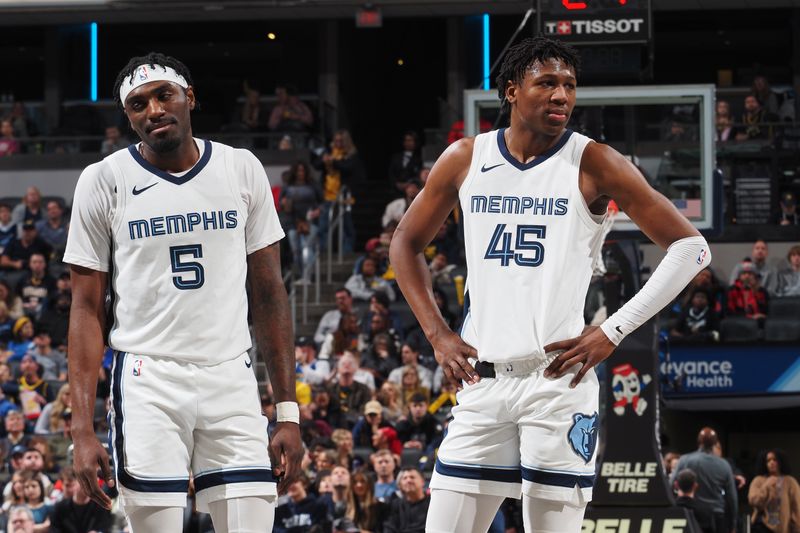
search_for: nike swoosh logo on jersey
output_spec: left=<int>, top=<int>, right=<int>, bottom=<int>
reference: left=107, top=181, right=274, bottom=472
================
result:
left=245, top=358, right=252, bottom=368
left=132, top=183, right=158, bottom=196
left=481, top=163, right=505, bottom=173
left=615, top=326, right=623, bottom=335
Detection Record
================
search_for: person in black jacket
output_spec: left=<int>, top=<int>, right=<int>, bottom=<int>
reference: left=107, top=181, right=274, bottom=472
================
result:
left=674, top=468, right=719, bottom=533
left=50, top=468, right=113, bottom=533
left=274, top=474, right=330, bottom=533
left=384, top=467, right=430, bottom=533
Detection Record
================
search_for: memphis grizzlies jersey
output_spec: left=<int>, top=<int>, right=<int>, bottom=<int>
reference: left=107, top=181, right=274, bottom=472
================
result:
left=459, top=129, right=605, bottom=363
left=64, top=139, right=284, bottom=365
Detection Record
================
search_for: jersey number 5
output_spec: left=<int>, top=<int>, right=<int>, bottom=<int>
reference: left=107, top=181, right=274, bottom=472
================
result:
left=484, top=224, right=545, bottom=267
left=170, top=244, right=205, bottom=290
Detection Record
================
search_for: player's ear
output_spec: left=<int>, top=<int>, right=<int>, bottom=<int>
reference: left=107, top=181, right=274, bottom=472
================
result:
left=186, top=86, right=196, bottom=111
left=505, top=80, right=517, bottom=106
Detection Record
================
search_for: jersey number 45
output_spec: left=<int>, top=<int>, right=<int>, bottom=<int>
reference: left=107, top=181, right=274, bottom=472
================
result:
left=484, top=224, right=545, bottom=267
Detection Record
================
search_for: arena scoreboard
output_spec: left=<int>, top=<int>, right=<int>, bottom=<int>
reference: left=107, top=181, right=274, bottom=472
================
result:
left=538, top=0, right=652, bottom=45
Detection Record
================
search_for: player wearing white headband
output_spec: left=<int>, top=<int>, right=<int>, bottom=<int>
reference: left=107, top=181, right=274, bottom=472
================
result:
left=64, top=52, right=303, bottom=532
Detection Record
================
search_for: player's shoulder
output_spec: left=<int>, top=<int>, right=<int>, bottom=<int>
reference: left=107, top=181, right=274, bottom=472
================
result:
left=428, top=135, right=477, bottom=186
left=76, top=157, right=117, bottom=192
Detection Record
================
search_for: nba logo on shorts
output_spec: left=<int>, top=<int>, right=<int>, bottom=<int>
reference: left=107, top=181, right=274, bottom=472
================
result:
left=132, top=359, right=143, bottom=377
left=696, top=249, right=707, bottom=265
left=138, top=66, right=149, bottom=81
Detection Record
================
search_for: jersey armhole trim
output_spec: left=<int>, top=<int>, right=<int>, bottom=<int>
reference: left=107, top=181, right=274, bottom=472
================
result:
left=246, top=230, right=286, bottom=256
left=574, top=140, right=607, bottom=230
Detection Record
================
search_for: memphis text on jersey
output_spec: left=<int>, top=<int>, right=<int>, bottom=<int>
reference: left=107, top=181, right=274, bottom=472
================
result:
left=470, top=195, right=569, bottom=216
left=128, top=209, right=238, bottom=240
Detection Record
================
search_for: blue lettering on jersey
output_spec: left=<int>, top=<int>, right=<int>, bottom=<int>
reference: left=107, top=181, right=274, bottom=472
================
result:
left=471, top=195, right=568, bottom=216
left=128, top=210, right=238, bottom=240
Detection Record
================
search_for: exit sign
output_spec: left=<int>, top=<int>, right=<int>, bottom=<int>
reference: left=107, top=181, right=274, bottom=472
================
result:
left=356, top=8, right=382, bottom=28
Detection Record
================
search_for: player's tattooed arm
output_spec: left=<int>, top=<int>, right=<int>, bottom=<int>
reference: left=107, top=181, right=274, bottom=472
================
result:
left=390, top=138, right=479, bottom=386
left=246, top=243, right=303, bottom=491
left=68, top=265, right=115, bottom=509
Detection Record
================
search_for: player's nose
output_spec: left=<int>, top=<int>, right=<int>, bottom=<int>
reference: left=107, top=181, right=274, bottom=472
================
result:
left=551, top=85, right=568, bottom=102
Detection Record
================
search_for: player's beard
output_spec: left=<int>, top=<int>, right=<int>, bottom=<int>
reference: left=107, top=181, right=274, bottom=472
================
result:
left=148, top=134, right=182, bottom=154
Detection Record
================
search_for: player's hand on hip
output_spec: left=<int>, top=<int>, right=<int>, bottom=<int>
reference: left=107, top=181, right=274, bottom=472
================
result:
left=269, top=422, right=304, bottom=493
left=72, top=434, right=114, bottom=510
left=432, top=330, right=479, bottom=387
left=543, top=326, right=616, bottom=388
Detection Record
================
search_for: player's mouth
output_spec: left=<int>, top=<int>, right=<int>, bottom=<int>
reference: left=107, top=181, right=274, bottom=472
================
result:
left=546, top=109, right=568, bottom=122
left=147, top=120, right=177, bottom=135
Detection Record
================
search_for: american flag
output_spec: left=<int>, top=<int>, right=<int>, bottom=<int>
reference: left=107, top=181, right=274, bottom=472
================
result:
left=673, top=199, right=702, bottom=218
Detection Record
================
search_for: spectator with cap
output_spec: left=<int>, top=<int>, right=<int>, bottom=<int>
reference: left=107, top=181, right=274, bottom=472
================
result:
left=295, top=335, right=330, bottom=386
left=371, top=449, right=399, bottom=502
left=775, top=192, right=798, bottom=226
left=774, top=245, right=800, bottom=297
left=383, top=467, right=430, bottom=533
left=10, top=187, right=43, bottom=230
left=353, top=237, right=390, bottom=278
left=314, top=287, right=356, bottom=346
left=352, top=400, right=394, bottom=449
left=727, top=261, right=769, bottom=323
left=395, top=393, right=442, bottom=452
left=672, top=427, right=737, bottom=533
left=382, top=179, right=422, bottom=229
left=34, top=199, right=69, bottom=255
left=16, top=253, right=55, bottom=320
left=674, top=468, right=719, bottom=533
left=345, top=257, right=396, bottom=303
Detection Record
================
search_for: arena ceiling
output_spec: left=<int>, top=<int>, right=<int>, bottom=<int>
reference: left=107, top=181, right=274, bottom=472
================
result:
left=0, top=0, right=798, bottom=25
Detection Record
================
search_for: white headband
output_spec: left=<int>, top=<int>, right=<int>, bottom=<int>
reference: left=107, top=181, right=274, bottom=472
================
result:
left=119, top=64, right=189, bottom=105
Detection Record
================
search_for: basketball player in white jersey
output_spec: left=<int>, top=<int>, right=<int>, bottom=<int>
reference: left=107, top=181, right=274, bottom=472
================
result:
left=64, top=53, right=303, bottom=532
left=390, top=37, right=712, bottom=533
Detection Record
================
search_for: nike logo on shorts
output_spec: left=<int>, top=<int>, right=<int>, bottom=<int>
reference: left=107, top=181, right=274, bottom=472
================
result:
left=132, top=183, right=158, bottom=195
left=481, top=163, right=504, bottom=173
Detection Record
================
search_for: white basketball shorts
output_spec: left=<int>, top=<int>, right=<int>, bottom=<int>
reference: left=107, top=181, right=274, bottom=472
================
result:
left=109, top=350, right=277, bottom=511
left=431, top=362, right=599, bottom=503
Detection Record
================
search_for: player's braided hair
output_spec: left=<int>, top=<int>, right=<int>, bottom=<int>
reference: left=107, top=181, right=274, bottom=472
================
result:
left=113, top=52, right=195, bottom=107
left=495, top=36, right=580, bottom=115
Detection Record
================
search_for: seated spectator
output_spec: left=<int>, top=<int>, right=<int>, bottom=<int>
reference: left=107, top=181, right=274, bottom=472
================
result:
left=314, top=287, right=355, bottom=346
left=387, top=343, right=434, bottom=392
left=273, top=473, right=330, bottom=533
left=0, top=279, right=24, bottom=320
left=100, top=125, right=128, bottom=155
left=773, top=245, right=800, bottom=297
left=17, top=253, right=55, bottom=320
left=343, top=350, right=376, bottom=392
left=372, top=426, right=402, bottom=457
left=331, top=427, right=354, bottom=469
left=371, top=449, right=399, bottom=502
left=398, top=366, right=430, bottom=406
left=324, top=465, right=358, bottom=532
left=49, top=467, right=113, bottom=533
left=268, top=84, right=313, bottom=134
left=775, top=192, right=798, bottom=226
left=751, top=75, right=785, bottom=118
left=319, top=312, right=362, bottom=362
left=376, top=381, right=404, bottom=424
left=23, top=474, right=52, bottom=530
left=735, top=94, right=778, bottom=141
left=0, top=302, right=14, bottom=344
left=395, top=393, right=443, bottom=452
left=382, top=180, right=422, bottom=229
left=352, top=471, right=389, bottom=532
left=0, top=204, right=16, bottom=253
left=34, top=382, right=69, bottom=436
left=428, top=374, right=458, bottom=418
left=346, top=257, right=396, bottom=303
left=0, top=381, right=17, bottom=424
left=29, top=332, right=66, bottom=381
left=9, top=102, right=33, bottom=139
left=362, top=332, right=401, bottom=387
left=384, top=467, right=430, bottom=533
left=295, top=336, right=330, bottom=387
left=26, top=436, right=57, bottom=477
left=311, top=387, right=345, bottom=430
left=327, top=354, right=372, bottom=427
left=0, top=361, right=19, bottom=399
left=359, top=309, right=402, bottom=358
left=18, top=447, right=53, bottom=495
left=388, top=131, right=423, bottom=191
left=353, top=238, right=390, bottom=279
left=7, top=505, right=36, bottom=533
left=295, top=366, right=312, bottom=407
left=727, top=261, right=769, bottom=322
left=674, top=468, right=717, bottom=533
left=18, top=354, right=54, bottom=421
left=426, top=216, right=460, bottom=264
left=34, top=200, right=69, bottom=255
left=239, top=84, right=263, bottom=132
left=729, top=240, right=776, bottom=291
left=1, top=223, right=52, bottom=287
left=2, top=472, right=27, bottom=513
left=715, top=100, right=734, bottom=142
left=11, top=187, right=43, bottom=229
left=0, top=119, right=20, bottom=157
left=670, top=288, right=720, bottom=342
left=352, top=400, right=394, bottom=450
left=429, top=252, right=456, bottom=287
left=6, top=316, right=35, bottom=363
left=673, top=267, right=725, bottom=317
left=37, top=290, right=70, bottom=351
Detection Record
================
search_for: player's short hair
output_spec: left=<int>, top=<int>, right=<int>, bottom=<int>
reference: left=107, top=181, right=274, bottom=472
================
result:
left=495, top=36, right=581, bottom=116
left=675, top=468, right=696, bottom=493
left=113, top=52, right=195, bottom=107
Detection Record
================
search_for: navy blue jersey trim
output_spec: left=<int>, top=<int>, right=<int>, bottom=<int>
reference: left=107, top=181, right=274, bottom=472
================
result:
left=521, top=466, right=595, bottom=489
left=127, top=139, right=212, bottom=185
left=435, top=459, right=522, bottom=484
left=111, top=351, right=190, bottom=493
left=496, top=128, right=573, bottom=171
left=194, top=469, right=277, bottom=493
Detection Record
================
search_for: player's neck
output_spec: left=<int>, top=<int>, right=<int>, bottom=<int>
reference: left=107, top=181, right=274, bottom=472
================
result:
left=504, top=125, right=564, bottom=163
left=139, top=135, right=199, bottom=174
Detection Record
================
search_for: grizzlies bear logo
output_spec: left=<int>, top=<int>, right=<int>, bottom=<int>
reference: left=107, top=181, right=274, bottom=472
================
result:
left=568, top=412, right=598, bottom=463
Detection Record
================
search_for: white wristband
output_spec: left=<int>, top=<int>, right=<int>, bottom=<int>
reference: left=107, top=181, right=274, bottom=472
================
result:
left=601, top=235, right=711, bottom=345
left=275, top=401, right=300, bottom=424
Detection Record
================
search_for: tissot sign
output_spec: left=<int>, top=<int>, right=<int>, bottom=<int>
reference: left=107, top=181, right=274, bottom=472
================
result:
left=538, top=0, right=651, bottom=45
